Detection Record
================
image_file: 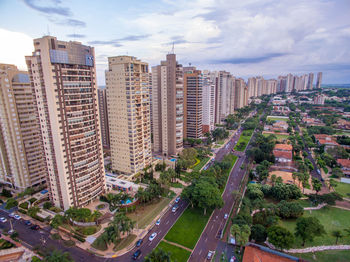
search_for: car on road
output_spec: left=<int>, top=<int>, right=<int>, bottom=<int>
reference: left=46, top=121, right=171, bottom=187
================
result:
left=132, top=249, right=141, bottom=260
left=230, top=256, right=236, bottom=262
left=172, top=204, right=179, bottom=213
left=207, top=251, right=214, bottom=260
left=24, top=220, right=32, bottom=226
left=156, top=219, right=161, bottom=226
left=9, top=213, right=15, bottom=218
left=8, top=229, right=15, bottom=235
left=149, top=232, right=157, bottom=241
left=0, top=217, right=7, bottom=223
left=224, top=213, right=228, bottom=219
left=175, top=197, right=180, bottom=203
left=217, top=229, right=222, bottom=238
left=136, top=239, right=143, bottom=247
left=30, top=225, right=40, bottom=230
left=13, top=215, right=21, bottom=220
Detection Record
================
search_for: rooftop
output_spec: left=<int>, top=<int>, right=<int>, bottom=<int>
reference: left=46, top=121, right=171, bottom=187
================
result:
left=274, top=144, right=293, bottom=151
left=337, top=159, right=350, bottom=168
left=273, top=150, right=293, bottom=160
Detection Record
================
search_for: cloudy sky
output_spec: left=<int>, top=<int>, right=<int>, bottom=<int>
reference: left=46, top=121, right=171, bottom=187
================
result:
left=0, top=0, right=350, bottom=85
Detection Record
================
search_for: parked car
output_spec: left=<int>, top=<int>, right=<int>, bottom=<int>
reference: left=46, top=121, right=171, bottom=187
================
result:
left=149, top=232, right=157, bottom=241
left=0, top=217, right=7, bottom=223
left=30, top=225, right=40, bottom=230
left=136, top=239, right=143, bottom=247
left=172, top=204, right=179, bottom=213
left=175, top=197, right=180, bottom=203
left=132, top=249, right=141, bottom=260
left=8, top=229, right=15, bottom=235
left=207, top=251, right=214, bottom=260
left=13, top=215, right=21, bottom=220
left=9, top=213, right=15, bottom=218
left=24, top=220, right=32, bottom=226
left=230, top=256, right=236, bottom=262
left=156, top=219, right=161, bottom=226
left=224, top=213, right=228, bottom=219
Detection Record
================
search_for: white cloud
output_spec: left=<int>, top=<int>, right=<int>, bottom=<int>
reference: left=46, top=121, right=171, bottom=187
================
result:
left=0, top=28, right=33, bottom=70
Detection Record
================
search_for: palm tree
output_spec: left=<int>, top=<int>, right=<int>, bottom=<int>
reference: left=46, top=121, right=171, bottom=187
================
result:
left=28, top=206, right=40, bottom=217
left=230, top=224, right=240, bottom=241
left=332, top=230, right=343, bottom=244
left=144, top=248, right=172, bottom=262
left=312, top=178, right=322, bottom=195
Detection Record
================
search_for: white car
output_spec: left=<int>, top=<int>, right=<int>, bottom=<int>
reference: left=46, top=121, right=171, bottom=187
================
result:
left=0, top=217, right=7, bottom=223
left=149, top=232, right=157, bottom=241
left=230, top=256, right=236, bottom=262
left=156, top=219, right=161, bottom=226
left=224, top=213, right=229, bottom=219
left=8, top=229, right=15, bottom=235
left=207, top=251, right=214, bottom=260
left=13, top=215, right=21, bottom=220
left=9, top=213, right=15, bottom=218
left=175, top=197, right=180, bottom=203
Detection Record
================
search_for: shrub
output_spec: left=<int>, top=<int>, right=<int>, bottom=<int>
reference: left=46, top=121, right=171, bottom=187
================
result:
left=18, top=209, right=27, bottom=214
left=99, top=195, right=108, bottom=202
left=277, top=201, right=304, bottom=219
left=1, top=188, right=12, bottom=198
left=51, top=233, right=61, bottom=240
left=31, top=256, right=41, bottom=262
left=250, top=224, right=267, bottom=243
left=63, top=240, right=76, bottom=247
left=77, top=226, right=98, bottom=236
left=49, top=206, right=62, bottom=213
left=5, top=198, right=18, bottom=209
left=96, top=204, right=105, bottom=209
left=28, top=197, right=37, bottom=204
left=43, top=202, right=53, bottom=209
left=73, top=234, right=85, bottom=243
left=19, top=202, right=29, bottom=209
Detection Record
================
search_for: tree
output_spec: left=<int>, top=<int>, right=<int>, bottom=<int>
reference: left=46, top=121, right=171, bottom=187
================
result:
left=28, top=206, right=40, bottom=217
left=230, top=224, right=250, bottom=252
left=1, top=188, right=12, bottom=198
left=144, top=248, right=172, bottom=262
left=276, top=176, right=283, bottom=184
left=51, top=214, right=65, bottom=229
left=230, top=224, right=240, bottom=241
left=5, top=198, right=18, bottom=209
left=331, top=230, right=343, bottom=245
left=312, top=178, right=322, bottom=195
left=250, top=224, right=267, bottom=243
left=329, top=178, right=337, bottom=190
left=332, top=167, right=344, bottom=178
left=295, top=217, right=326, bottom=246
left=267, top=225, right=295, bottom=250
left=44, top=249, right=73, bottom=262
left=270, top=174, right=277, bottom=186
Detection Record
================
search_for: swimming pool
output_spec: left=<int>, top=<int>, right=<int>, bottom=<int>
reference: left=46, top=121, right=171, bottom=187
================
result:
left=170, top=158, right=177, bottom=162
left=120, top=199, right=133, bottom=205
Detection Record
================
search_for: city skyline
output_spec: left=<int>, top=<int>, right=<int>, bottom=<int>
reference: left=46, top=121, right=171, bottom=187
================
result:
left=0, top=0, right=350, bottom=85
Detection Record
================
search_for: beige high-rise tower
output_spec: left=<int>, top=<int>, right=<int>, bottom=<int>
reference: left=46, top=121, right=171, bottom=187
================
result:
left=0, top=64, right=47, bottom=190
left=106, top=56, right=152, bottom=175
left=183, top=67, right=202, bottom=139
left=26, top=36, right=105, bottom=210
left=152, top=54, right=183, bottom=156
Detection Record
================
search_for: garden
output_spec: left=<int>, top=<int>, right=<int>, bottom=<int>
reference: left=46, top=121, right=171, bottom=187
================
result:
left=234, top=129, right=253, bottom=151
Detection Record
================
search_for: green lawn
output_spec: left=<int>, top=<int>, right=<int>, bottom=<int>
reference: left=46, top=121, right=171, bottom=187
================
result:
left=267, top=116, right=289, bottom=122
left=114, top=234, right=136, bottom=251
left=234, top=129, right=253, bottom=151
left=170, top=182, right=184, bottom=188
left=164, top=207, right=211, bottom=249
left=192, top=157, right=210, bottom=172
left=279, top=206, right=350, bottom=248
left=290, top=250, right=350, bottom=262
left=263, top=133, right=289, bottom=141
left=217, top=140, right=225, bottom=145
left=156, top=241, right=191, bottom=261
left=126, top=197, right=171, bottom=229
left=334, top=181, right=350, bottom=198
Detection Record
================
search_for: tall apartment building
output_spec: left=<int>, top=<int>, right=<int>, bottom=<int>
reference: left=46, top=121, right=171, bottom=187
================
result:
left=234, top=78, right=247, bottom=109
left=106, top=56, right=152, bottom=175
left=0, top=64, right=47, bottom=190
left=152, top=54, right=183, bottom=156
left=183, top=67, right=203, bottom=139
left=307, top=73, right=314, bottom=89
left=149, top=73, right=153, bottom=134
left=202, top=71, right=216, bottom=133
left=26, top=36, right=105, bottom=210
left=316, top=72, right=323, bottom=89
left=215, top=71, right=231, bottom=124
left=247, top=77, right=257, bottom=98
left=97, top=88, right=110, bottom=148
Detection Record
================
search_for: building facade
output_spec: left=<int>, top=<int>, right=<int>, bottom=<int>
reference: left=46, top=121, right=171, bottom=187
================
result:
left=97, top=88, right=110, bottom=148
left=106, top=56, right=152, bottom=175
left=183, top=67, right=203, bottom=139
left=152, top=54, right=184, bottom=156
left=202, top=71, right=216, bottom=133
left=316, top=72, right=322, bottom=89
left=26, top=36, right=105, bottom=210
left=0, top=64, right=47, bottom=190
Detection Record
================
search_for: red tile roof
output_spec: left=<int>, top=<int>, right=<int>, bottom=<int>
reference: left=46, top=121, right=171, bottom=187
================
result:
left=337, top=159, right=350, bottom=168
left=273, top=150, right=293, bottom=160
left=318, top=139, right=339, bottom=146
left=242, top=243, right=302, bottom=262
left=274, top=144, right=293, bottom=151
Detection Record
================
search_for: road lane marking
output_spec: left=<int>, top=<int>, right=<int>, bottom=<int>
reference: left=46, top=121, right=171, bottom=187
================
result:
left=166, top=220, right=169, bottom=225
left=199, top=249, right=202, bottom=255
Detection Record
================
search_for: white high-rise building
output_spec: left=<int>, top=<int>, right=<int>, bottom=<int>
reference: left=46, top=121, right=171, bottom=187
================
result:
left=202, top=71, right=216, bottom=133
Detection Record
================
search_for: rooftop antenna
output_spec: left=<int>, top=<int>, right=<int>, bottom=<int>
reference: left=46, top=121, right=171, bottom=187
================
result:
left=171, top=42, right=175, bottom=54
left=47, top=25, right=50, bottom=36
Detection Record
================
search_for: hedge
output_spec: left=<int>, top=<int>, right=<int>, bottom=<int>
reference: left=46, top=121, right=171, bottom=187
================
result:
left=29, top=197, right=37, bottom=204
left=73, top=234, right=86, bottom=243
left=18, top=209, right=27, bottom=214
left=19, top=202, right=29, bottom=209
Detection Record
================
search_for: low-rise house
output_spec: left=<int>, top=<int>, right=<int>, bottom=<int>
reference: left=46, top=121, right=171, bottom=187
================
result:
left=337, top=159, right=350, bottom=177
left=242, top=243, right=303, bottom=262
left=273, top=144, right=293, bottom=163
left=302, top=117, right=325, bottom=126
left=314, top=134, right=339, bottom=149
left=335, top=119, right=350, bottom=130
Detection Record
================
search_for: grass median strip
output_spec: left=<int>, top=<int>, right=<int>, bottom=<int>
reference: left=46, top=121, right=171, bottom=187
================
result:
left=234, top=129, right=253, bottom=151
left=164, top=207, right=211, bottom=249
left=156, top=241, right=191, bottom=261
left=192, top=157, right=210, bottom=172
